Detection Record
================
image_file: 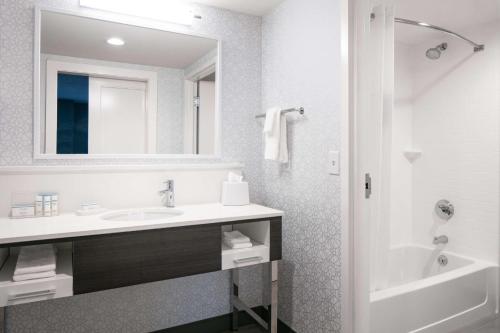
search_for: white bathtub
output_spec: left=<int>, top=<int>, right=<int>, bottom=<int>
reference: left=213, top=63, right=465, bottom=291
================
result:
left=370, top=245, right=499, bottom=333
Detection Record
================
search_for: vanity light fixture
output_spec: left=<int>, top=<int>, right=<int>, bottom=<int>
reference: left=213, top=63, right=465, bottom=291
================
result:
left=79, top=0, right=199, bottom=26
left=106, top=37, right=125, bottom=46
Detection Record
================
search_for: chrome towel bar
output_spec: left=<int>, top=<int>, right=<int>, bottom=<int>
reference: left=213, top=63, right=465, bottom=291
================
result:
left=255, top=107, right=304, bottom=119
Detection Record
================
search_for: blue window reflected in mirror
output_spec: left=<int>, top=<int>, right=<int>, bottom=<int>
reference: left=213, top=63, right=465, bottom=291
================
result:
left=56, top=73, right=89, bottom=154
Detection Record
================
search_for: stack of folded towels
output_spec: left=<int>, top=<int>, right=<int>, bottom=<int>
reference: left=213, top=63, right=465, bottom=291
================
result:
left=223, top=230, right=253, bottom=249
left=13, top=245, right=57, bottom=282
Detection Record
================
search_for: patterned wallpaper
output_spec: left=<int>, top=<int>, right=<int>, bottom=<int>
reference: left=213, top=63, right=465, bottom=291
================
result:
left=0, top=0, right=265, bottom=332
left=261, top=0, right=342, bottom=331
left=184, top=48, right=218, bottom=79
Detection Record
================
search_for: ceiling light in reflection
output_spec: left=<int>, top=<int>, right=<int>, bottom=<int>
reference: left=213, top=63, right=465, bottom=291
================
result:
left=106, top=37, right=125, bottom=46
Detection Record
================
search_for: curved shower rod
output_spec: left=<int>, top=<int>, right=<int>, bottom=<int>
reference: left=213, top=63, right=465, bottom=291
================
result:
left=395, top=17, right=485, bottom=52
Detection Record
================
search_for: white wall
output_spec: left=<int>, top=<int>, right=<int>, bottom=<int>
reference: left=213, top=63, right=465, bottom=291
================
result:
left=198, top=81, right=216, bottom=154
left=411, top=21, right=500, bottom=263
left=0, top=167, right=240, bottom=216
left=393, top=21, right=500, bottom=263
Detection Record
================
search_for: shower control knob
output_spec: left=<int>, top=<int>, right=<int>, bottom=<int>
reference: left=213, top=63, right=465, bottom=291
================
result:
left=435, top=199, right=454, bottom=220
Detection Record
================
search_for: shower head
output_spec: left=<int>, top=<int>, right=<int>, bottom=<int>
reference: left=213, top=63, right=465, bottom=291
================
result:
left=426, top=43, right=447, bottom=60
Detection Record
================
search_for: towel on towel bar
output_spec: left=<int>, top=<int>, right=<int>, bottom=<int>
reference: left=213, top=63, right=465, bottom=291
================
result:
left=13, top=270, right=56, bottom=282
left=14, top=244, right=56, bottom=276
left=263, top=107, right=288, bottom=163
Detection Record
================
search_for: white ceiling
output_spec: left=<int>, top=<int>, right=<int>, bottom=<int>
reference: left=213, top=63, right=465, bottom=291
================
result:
left=394, top=0, right=499, bottom=45
left=191, top=0, right=284, bottom=16
left=41, top=11, right=218, bottom=68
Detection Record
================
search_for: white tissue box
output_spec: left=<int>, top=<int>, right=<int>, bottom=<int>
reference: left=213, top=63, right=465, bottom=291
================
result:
left=221, top=181, right=250, bottom=206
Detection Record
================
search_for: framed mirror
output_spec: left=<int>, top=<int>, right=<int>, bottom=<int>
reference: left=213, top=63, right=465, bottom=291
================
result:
left=34, top=8, right=220, bottom=158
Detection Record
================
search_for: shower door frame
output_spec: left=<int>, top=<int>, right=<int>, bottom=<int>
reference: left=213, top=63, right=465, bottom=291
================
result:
left=345, top=0, right=390, bottom=332
left=340, top=0, right=356, bottom=332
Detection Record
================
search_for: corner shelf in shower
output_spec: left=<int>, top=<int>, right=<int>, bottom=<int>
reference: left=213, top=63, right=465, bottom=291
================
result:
left=403, top=150, right=422, bottom=163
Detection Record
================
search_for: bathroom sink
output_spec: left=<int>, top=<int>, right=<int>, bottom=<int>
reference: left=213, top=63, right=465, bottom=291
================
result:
left=101, top=209, right=183, bottom=222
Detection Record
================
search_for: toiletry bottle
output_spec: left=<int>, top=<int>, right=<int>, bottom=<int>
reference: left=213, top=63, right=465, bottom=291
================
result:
left=35, top=195, right=43, bottom=217
left=43, top=194, right=52, bottom=217
left=51, top=194, right=59, bottom=216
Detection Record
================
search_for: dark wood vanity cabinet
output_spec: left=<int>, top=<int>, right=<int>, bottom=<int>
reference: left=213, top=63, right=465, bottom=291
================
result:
left=71, top=217, right=282, bottom=295
left=73, top=224, right=222, bottom=294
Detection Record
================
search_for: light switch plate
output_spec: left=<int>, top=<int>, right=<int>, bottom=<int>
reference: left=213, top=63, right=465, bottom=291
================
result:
left=328, top=150, right=340, bottom=175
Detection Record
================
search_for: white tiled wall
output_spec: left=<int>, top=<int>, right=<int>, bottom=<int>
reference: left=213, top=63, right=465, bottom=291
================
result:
left=0, top=167, right=240, bottom=216
left=393, top=21, right=500, bottom=263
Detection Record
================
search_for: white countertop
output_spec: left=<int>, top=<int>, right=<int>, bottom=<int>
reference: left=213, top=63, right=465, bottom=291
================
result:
left=0, top=203, right=283, bottom=245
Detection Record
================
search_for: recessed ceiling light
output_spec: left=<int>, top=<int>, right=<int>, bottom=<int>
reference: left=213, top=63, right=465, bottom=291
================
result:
left=107, top=37, right=125, bottom=46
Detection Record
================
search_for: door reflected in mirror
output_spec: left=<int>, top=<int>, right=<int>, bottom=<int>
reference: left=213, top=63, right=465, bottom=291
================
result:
left=37, top=10, right=219, bottom=156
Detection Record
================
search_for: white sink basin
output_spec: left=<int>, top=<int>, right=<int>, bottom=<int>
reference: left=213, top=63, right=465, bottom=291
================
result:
left=101, top=209, right=183, bottom=222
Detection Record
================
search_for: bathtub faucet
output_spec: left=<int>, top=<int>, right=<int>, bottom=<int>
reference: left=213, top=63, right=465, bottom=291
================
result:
left=433, top=235, right=448, bottom=245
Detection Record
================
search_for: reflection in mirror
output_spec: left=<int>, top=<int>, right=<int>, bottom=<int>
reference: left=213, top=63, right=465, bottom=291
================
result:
left=38, top=10, right=218, bottom=156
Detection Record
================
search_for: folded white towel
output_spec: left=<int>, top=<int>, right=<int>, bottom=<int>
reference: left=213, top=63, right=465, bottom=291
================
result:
left=263, top=107, right=288, bottom=163
left=224, top=231, right=250, bottom=244
left=223, top=239, right=253, bottom=249
left=14, top=245, right=56, bottom=276
left=13, top=270, right=56, bottom=282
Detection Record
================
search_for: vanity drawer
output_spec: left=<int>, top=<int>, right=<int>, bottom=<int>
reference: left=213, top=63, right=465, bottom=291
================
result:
left=72, top=225, right=221, bottom=294
left=221, top=241, right=270, bottom=270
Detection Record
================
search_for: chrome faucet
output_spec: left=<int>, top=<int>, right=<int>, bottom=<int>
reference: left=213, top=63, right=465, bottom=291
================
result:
left=159, top=180, right=175, bottom=207
left=433, top=235, right=448, bottom=245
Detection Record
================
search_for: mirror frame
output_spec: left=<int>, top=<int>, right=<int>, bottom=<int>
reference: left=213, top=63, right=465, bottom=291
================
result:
left=33, top=6, right=222, bottom=160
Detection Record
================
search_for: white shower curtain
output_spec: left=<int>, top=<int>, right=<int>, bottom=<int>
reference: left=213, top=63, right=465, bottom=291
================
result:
left=360, top=3, right=395, bottom=291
